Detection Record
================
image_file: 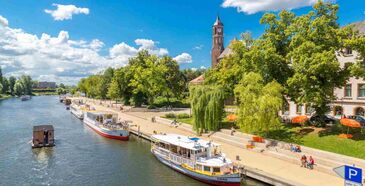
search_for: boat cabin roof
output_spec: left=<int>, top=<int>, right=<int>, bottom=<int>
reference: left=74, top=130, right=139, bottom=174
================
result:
left=33, top=125, right=54, bottom=131
left=197, top=155, right=232, bottom=167
left=151, top=134, right=219, bottom=151
left=87, top=111, right=117, bottom=116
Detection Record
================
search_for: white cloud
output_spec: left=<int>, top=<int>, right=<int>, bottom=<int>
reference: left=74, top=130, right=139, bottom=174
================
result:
left=135, top=39, right=169, bottom=56
left=109, top=42, right=138, bottom=58
left=193, top=44, right=204, bottom=50
left=0, top=15, right=182, bottom=84
left=200, top=66, right=207, bottom=69
left=221, top=0, right=319, bottom=14
left=0, top=15, right=8, bottom=27
left=173, top=53, right=193, bottom=64
left=45, top=4, right=89, bottom=21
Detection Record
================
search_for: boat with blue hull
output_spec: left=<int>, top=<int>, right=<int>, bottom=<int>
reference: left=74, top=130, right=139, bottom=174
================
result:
left=151, top=134, right=243, bottom=186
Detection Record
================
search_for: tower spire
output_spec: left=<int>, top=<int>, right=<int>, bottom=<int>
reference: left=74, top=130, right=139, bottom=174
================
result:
left=214, top=14, right=223, bottom=26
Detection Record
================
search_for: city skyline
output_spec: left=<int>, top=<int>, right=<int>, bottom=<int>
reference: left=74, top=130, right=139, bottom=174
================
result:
left=0, top=0, right=364, bottom=84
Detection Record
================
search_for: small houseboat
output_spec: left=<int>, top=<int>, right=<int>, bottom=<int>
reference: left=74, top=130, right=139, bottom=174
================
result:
left=32, top=125, right=55, bottom=148
left=151, top=134, right=243, bottom=186
left=20, top=95, right=31, bottom=101
left=83, top=112, right=129, bottom=140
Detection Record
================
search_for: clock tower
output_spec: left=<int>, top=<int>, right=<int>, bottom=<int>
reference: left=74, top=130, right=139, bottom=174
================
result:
left=211, top=16, right=224, bottom=68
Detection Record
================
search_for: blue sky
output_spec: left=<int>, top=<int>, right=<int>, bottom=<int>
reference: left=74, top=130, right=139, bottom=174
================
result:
left=0, top=0, right=364, bottom=84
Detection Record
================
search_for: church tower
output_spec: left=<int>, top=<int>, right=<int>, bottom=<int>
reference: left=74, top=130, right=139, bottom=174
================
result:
left=211, top=16, right=224, bottom=68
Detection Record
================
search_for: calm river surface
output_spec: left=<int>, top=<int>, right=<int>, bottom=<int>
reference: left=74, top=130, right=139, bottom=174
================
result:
left=0, top=96, right=264, bottom=186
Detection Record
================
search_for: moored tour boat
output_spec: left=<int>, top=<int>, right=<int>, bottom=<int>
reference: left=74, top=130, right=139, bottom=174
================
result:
left=151, top=134, right=243, bottom=186
left=83, top=112, right=129, bottom=141
left=70, top=99, right=88, bottom=119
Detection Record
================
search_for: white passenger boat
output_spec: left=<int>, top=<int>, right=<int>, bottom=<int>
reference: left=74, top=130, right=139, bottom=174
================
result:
left=151, top=134, right=243, bottom=186
left=70, top=104, right=84, bottom=119
left=83, top=112, right=129, bottom=141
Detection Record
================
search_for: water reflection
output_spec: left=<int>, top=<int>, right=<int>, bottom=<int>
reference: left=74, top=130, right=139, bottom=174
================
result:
left=32, top=147, right=54, bottom=165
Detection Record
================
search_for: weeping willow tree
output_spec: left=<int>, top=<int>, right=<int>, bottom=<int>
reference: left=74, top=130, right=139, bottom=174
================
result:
left=190, top=85, right=225, bottom=134
left=234, top=72, right=283, bottom=136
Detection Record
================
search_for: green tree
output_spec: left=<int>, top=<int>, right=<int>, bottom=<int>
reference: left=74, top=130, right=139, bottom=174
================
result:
left=56, top=87, right=66, bottom=95
left=129, top=51, right=163, bottom=105
left=18, top=75, right=32, bottom=95
left=1, top=77, right=9, bottom=94
left=190, top=85, right=225, bottom=134
left=0, top=66, right=2, bottom=85
left=286, top=1, right=348, bottom=116
left=159, top=56, right=186, bottom=104
left=59, top=83, right=66, bottom=89
left=14, top=80, right=24, bottom=96
left=107, top=67, right=131, bottom=103
left=8, top=76, right=16, bottom=95
left=234, top=72, right=283, bottom=135
left=99, top=67, right=114, bottom=99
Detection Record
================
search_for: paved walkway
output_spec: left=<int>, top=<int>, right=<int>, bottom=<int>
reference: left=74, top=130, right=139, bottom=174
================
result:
left=80, top=98, right=343, bottom=186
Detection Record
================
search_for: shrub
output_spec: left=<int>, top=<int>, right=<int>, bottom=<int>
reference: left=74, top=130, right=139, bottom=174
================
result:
left=147, top=105, right=157, bottom=109
left=177, top=113, right=190, bottom=119
left=152, top=97, right=190, bottom=108
left=164, top=113, right=176, bottom=118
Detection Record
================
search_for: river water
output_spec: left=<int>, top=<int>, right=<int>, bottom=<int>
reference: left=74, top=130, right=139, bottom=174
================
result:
left=0, top=96, right=264, bottom=186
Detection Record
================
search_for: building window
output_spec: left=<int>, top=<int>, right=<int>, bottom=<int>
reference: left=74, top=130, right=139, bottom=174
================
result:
left=355, top=107, right=365, bottom=116
left=305, top=105, right=315, bottom=115
left=282, top=101, right=290, bottom=115
left=345, top=84, right=352, bottom=97
left=334, top=106, right=343, bottom=116
left=296, top=104, right=303, bottom=114
left=358, top=84, right=365, bottom=97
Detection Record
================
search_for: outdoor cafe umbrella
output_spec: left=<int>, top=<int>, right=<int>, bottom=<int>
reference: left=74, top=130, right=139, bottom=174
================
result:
left=226, top=114, right=238, bottom=122
left=291, top=115, right=308, bottom=124
left=339, top=118, right=361, bottom=139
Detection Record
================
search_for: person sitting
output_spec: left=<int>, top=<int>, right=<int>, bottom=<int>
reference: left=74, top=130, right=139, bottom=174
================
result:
left=307, top=156, right=315, bottom=169
left=290, top=144, right=295, bottom=152
left=170, top=119, right=177, bottom=127
left=295, top=145, right=302, bottom=152
left=300, top=155, right=307, bottom=168
left=230, top=126, right=236, bottom=136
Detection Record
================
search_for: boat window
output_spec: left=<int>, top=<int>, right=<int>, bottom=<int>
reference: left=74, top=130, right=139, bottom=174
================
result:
left=213, top=167, right=220, bottom=173
left=196, top=164, right=202, bottom=171
left=204, top=166, right=210, bottom=172
left=170, top=145, right=177, bottom=153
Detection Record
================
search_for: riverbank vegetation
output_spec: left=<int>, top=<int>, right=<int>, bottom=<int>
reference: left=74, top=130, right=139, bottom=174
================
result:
left=0, top=67, right=33, bottom=98
left=77, top=50, right=204, bottom=107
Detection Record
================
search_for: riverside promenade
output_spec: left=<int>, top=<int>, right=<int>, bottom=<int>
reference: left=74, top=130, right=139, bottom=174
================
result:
left=78, top=98, right=344, bottom=186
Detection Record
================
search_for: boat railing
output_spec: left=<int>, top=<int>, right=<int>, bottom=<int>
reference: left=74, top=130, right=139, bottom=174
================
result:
left=169, top=152, right=195, bottom=168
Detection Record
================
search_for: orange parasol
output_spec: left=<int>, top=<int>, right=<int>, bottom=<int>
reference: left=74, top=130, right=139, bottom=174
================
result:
left=291, top=115, right=308, bottom=124
left=339, top=118, right=361, bottom=139
left=340, top=118, right=361, bottom=128
left=226, top=114, right=238, bottom=122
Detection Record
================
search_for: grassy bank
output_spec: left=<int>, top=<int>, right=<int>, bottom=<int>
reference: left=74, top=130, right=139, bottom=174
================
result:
left=272, top=126, right=365, bottom=159
left=162, top=113, right=365, bottom=159
left=0, top=94, right=12, bottom=100
left=33, top=92, right=58, bottom=96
